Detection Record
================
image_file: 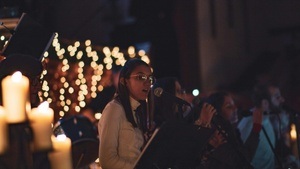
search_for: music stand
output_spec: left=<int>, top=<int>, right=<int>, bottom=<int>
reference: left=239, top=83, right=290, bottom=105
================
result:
left=133, top=127, right=160, bottom=169
left=134, top=121, right=214, bottom=169
left=1, top=13, right=55, bottom=61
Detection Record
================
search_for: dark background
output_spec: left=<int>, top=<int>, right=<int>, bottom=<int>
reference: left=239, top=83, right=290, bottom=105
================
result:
left=1, top=0, right=300, bottom=112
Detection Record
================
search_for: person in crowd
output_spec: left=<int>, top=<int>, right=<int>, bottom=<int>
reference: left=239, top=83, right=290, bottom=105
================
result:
left=198, top=91, right=263, bottom=169
left=266, top=84, right=300, bottom=168
left=152, top=76, right=191, bottom=126
left=139, top=76, right=223, bottom=169
left=0, top=53, right=44, bottom=107
left=81, top=65, right=122, bottom=125
left=98, top=58, right=155, bottom=169
left=238, top=83, right=299, bottom=169
left=0, top=53, right=49, bottom=169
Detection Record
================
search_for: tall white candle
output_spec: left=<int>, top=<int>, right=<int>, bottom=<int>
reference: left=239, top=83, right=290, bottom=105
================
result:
left=48, top=134, right=73, bottom=169
left=0, top=106, right=8, bottom=154
left=2, top=71, right=30, bottom=123
left=29, top=101, right=54, bottom=151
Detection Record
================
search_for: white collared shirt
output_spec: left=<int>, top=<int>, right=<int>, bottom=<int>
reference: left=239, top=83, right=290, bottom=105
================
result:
left=98, top=98, right=144, bottom=169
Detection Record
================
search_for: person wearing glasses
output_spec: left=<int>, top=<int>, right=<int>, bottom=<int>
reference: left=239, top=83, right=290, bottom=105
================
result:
left=98, top=58, right=155, bottom=169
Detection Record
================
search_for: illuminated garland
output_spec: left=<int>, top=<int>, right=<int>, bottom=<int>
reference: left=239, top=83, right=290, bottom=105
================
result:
left=1, top=33, right=151, bottom=121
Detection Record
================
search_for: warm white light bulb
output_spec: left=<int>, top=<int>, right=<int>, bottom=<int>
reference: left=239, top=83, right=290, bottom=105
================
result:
left=192, top=89, right=200, bottom=96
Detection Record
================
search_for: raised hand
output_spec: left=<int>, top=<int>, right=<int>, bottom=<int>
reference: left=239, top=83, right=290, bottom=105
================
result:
left=194, top=103, right=217, bottom=127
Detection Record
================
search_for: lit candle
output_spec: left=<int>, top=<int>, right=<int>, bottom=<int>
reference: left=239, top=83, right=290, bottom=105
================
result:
left=29, top=101, right=54, bottom=151
left=48, top=134, right=73, bottom=169
left=0, top=106, right=8, bottom=154
left=290, top=123, right=297, bottom=141
left=1, top=71, right=30, bottom=123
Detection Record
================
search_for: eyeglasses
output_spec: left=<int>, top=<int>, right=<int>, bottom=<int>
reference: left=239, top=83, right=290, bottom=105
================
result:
left=130, top=74, right=156, bottom=84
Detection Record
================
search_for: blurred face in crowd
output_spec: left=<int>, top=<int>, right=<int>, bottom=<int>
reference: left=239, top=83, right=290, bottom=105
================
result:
left=175, top=81, right=185, bottom=100
left=221, top=95, right=238, bottom=123
left=268, top=86, right=285, bottom=112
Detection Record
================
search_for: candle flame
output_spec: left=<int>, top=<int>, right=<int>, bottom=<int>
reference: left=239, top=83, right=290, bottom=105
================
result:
left=290, top=123, right=297, bottom=141
left=11, top=71, right=22, bottom=82
left=38, top=101, right=49, bottom=111
left=57, top=134, right=67, bottom=141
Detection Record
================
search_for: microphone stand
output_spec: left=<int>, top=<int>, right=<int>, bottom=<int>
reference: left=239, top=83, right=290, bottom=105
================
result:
left=0, top=22, right=15, bottom=35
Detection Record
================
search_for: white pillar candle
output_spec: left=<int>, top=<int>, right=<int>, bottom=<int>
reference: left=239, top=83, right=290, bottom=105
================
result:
left=29, top=101, right=54, bottom=151
left=48, top=134, right=73, bottom=169
left=2, top=71, right=30, bottom=123
left=0, top=106, right=8, bottom=154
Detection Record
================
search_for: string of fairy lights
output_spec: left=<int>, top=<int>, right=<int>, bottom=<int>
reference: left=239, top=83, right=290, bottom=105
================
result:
left=0, top=33, right=151, bottom=121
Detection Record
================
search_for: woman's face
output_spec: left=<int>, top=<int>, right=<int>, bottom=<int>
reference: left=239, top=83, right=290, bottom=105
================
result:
left=175, top=81, right=185, bottom=100
left=125, top=65, right=153, bottom=101
left=221, top=95, right=238, bottom=122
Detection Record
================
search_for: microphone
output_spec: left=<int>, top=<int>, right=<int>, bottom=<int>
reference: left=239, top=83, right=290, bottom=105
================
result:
left=0, top=22, right=15, bottom=35
left=154, top=87, right=191, bottom=108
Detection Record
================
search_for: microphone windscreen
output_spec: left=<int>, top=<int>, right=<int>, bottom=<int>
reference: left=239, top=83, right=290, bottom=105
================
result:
left=154, top=87, right=163, bottom=97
